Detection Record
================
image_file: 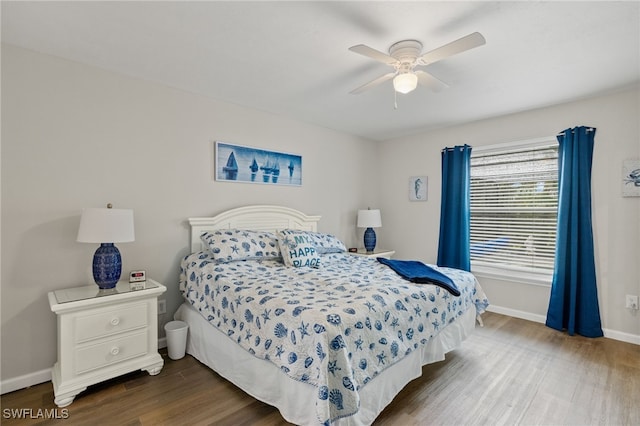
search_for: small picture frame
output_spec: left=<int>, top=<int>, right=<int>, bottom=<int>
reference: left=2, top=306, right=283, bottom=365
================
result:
left=409, top=176, right=428, bottom=201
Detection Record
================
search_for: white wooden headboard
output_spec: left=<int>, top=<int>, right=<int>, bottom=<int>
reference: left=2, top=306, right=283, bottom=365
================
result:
left=188, top=205, right=321, bottom=253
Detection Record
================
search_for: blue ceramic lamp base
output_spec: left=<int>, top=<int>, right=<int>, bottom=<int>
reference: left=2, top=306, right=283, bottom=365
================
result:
left=92, top=243, right=122, bottom=289
left=363, top=227, right=377, bottom=253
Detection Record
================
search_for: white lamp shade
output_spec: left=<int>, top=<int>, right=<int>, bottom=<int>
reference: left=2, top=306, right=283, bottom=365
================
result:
left=357, top=209, right=382, bottom=228
left=393, top=73, right=418, bottom=94
left=77, top=208, right=135, bottom=243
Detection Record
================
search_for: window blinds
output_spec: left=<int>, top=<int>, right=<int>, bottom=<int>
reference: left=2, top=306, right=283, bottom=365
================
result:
left=470, top=143, right=558, bottom=273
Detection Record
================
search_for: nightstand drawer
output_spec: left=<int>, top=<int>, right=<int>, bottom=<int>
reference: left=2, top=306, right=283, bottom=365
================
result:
left=75, top=302, right=148, bottom=342
left=75, top=330, right=149, bottom=374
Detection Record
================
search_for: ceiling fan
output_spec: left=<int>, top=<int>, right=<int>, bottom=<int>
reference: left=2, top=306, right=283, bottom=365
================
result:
left=348, top=32, right=486, bottom=95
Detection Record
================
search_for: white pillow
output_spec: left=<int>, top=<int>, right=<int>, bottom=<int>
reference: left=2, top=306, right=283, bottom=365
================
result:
left=277, top=229, right=321, bottom=268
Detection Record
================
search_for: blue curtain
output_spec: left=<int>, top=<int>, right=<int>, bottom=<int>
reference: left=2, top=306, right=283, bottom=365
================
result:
left=437, top=145, right=472, bottom=271
left=546, top=126, right=603, bottom=337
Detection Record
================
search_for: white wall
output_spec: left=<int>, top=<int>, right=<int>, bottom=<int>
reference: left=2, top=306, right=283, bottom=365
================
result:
left=0, top=45, right=379, bottom=386
left=3, top=43, right=638, bottom=394
left=378, top=87, right=640, bottom=340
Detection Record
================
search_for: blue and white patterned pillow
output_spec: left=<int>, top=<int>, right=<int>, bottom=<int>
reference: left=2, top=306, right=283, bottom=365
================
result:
left=200, top=230, right=281, bottom=263
left=277, top=229, right=321, bottom=268
left=307, top=231, right=347, bottom=254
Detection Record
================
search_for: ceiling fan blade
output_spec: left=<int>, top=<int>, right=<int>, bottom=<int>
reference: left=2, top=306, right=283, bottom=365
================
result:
left=415, top=70, right=449, bottom=92
left=350, top=72, right=396, bottom=94
left=417, top=32, right=486, bottom=66
left=349, top=44, right=398, bottom=65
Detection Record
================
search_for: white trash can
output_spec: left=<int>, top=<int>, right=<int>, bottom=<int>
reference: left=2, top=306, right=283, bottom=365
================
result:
left=164, top=320, right=188, bottom=360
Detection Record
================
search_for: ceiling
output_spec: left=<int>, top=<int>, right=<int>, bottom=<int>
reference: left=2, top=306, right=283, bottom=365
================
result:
left=2, top=1, right=639, bottom=141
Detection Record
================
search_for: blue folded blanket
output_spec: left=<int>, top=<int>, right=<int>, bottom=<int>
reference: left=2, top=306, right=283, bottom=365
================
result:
left=377, top=258, right=461, bottom=296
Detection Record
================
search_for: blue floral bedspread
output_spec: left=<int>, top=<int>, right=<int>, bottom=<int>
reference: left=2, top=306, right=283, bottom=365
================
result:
left=179, top=252, right=489, bottom=425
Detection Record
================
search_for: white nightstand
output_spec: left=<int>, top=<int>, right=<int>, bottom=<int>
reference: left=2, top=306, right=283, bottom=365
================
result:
left=349, top=249, right=395, bottom=259
left=48, top=279, right=166, bottom=407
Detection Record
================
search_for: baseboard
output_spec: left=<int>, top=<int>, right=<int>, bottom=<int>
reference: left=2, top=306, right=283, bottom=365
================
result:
left=602, top=328, right=640, bottom=345
left=0, top=368, right=51, bottom=395
left=486, top=305, right=547, bottom=324
left=486, top=305, right=640, bottom=345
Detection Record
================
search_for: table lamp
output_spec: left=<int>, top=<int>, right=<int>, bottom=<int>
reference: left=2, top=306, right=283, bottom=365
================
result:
left=77, top=204, right=135, bottom=289
left=357, top=208, right=382, bottom=253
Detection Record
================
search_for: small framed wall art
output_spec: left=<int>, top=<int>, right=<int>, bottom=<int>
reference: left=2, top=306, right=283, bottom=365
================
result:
left=622, top=159, right=640, bottom=197
left=409, top=176, right=428, bottom=201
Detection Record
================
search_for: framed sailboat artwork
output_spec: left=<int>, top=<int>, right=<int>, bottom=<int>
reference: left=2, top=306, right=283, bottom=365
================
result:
left=214, top=141, right=302, bottom=186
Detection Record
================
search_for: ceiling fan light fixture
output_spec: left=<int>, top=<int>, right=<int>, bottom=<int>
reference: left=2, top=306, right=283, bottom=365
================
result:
left=393, top=72, right=418, bottom=94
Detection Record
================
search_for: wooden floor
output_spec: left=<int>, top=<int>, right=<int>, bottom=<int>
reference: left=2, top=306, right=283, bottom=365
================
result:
left=2, top=312, right=639, bottom=425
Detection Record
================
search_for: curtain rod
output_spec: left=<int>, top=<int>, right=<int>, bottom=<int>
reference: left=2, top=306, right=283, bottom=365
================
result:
left=441, top=144, right=471, bottom=153
left=556, top=127, right=595, bottom=137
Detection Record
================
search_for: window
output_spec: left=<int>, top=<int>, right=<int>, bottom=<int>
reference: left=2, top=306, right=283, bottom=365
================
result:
left=470, top=138, right=558, bottom=281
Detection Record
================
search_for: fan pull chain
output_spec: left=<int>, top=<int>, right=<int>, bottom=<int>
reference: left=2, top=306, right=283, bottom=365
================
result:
left=394, top=89, right=398, bottom=110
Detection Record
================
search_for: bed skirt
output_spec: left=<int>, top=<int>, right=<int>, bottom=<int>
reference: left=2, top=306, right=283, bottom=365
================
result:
left=174, top=302, right=476, bottom=425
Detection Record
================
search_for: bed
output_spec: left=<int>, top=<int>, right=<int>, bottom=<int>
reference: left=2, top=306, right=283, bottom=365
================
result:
left=175, top=205, right=488, bottom=425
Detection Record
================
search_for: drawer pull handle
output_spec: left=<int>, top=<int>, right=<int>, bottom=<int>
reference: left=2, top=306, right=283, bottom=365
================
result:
left=110, top=347, right=120, bottom=356
left=110, top=317, right=120, bottom=326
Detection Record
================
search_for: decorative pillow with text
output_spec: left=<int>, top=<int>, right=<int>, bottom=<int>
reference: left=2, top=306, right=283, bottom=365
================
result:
left=277, top=229, right=321, bottom=268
